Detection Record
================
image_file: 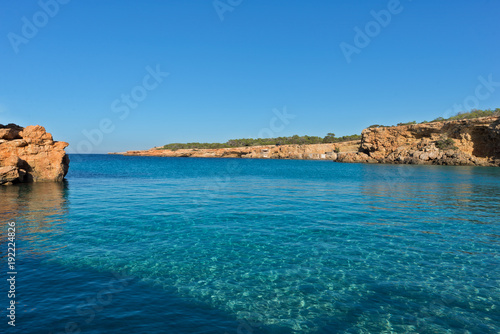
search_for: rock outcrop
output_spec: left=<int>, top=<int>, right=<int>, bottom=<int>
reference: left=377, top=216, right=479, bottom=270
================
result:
left=351, top=116, right=500, bottom=166
left=115, top=116, right=500, bottom=167
left=0, top=124, right=69, bottom=185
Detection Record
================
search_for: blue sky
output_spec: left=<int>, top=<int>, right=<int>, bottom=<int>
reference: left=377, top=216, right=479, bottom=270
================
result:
left=1, top=0, right=499, bottom=153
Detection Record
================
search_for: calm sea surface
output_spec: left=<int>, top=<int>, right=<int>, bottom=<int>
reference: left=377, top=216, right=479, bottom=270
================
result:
left=1, top=154, right=499, bottom=333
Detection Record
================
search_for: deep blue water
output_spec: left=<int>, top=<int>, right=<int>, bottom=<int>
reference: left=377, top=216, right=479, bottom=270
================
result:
left=1, top=154, right=499, bottom=333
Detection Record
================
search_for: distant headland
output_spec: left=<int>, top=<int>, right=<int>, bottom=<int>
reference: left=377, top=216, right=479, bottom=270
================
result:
left=113, top=109, right=500, bottom=167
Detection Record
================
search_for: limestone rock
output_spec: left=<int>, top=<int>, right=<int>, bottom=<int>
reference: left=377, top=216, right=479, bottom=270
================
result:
left=0, top=124, right=69, bottom=183
left=0, top=166, right=25, bottom=185
left=115, top=116, right=500, bottom=167
left=359, top=116, right=500, bottom=167
left=120, top=142, right=361, bottom=161
left=0, top=125, right=22, bottom=140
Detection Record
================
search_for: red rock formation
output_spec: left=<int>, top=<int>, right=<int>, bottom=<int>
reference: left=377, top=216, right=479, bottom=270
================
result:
left=0, top=124, right=69, bottom=185
left=357, top=116, right=500, bottom=166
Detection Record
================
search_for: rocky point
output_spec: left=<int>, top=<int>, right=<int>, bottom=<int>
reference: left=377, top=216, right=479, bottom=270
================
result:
left=353, top=116, right=500, bottom=166
left=0, top=124, right=70, bottom=185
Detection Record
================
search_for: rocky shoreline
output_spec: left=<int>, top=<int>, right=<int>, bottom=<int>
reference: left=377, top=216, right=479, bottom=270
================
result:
left=0, top=124, right=70, bottom=185
left=115, top=116, right=500, bottom=167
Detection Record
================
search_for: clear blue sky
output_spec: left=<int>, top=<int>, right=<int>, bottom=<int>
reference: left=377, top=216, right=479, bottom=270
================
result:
left=1, top=0, right=499, bottom=153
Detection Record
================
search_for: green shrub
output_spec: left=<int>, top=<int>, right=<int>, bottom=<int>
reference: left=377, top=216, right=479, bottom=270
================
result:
left=447, top=108, right=499, bottom=120
left=430, top=117, right=445, bottom=123
left=397, top=121, right=416, bottom=126
left=435, top=137, right=457, bottom=150
left=427, top=108, right=500, bottom=124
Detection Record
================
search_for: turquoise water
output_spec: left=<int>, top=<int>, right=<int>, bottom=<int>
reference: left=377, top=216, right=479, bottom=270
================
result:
left=1, top=155, right=499, bottom=333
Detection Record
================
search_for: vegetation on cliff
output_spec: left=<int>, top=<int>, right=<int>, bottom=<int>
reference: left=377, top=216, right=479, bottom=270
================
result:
left=427, top=108, right=500, bottom=123
left=157, top=108, right=498, bottom=152
left=368, top=108, right=500, bottom=129
left=435, top=137, right=458, bottom=150
left=159, top=133, right=362, bottom=150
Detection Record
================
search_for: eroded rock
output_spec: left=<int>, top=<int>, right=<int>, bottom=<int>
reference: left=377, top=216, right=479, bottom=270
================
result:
left=0, top=124, right=69, bottom=184
left=0, top=166, right=25, bottom=185
left=353, top=116, right=500, bottom=166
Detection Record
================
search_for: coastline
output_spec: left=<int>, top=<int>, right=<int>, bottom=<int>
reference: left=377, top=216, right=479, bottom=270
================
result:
left=112, top=116, right=500, bottom=167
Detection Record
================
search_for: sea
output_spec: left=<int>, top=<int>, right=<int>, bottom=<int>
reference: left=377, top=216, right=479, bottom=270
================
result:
left=1, top=154, right=499, bottom=333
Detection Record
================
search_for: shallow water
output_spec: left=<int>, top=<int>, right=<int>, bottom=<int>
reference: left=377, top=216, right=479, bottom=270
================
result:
left=1, top=155, right=499, bottom=333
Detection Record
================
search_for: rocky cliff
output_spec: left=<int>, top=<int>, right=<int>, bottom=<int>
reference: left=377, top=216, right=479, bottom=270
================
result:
left=116, top=116, right=500, bottom=167
left=117, top=141, right=360, bottom=160
left=0, top=124, right=70, bottom=185
left=346, top=116, right=500, bottom=166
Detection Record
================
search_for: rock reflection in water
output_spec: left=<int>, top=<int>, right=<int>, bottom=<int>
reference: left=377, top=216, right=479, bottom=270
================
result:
left=0, top=182, right=68, bottom=256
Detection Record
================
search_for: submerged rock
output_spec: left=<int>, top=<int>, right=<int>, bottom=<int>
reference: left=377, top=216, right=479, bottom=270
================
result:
left=0, top=124, right=69, bottom=184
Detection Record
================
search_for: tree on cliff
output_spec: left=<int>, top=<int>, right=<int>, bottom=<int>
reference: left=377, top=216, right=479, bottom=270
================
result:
left=323, top=133, right=336, bottom=143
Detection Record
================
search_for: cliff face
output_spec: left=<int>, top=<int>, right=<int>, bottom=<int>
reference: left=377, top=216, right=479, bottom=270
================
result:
left=116, top=116, right=500, bottom=167
left=351, top=116, right=500, bottom=166
left=119, top=141, right=360, bottom=160
left=0, top=124, right=70, bottom=185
